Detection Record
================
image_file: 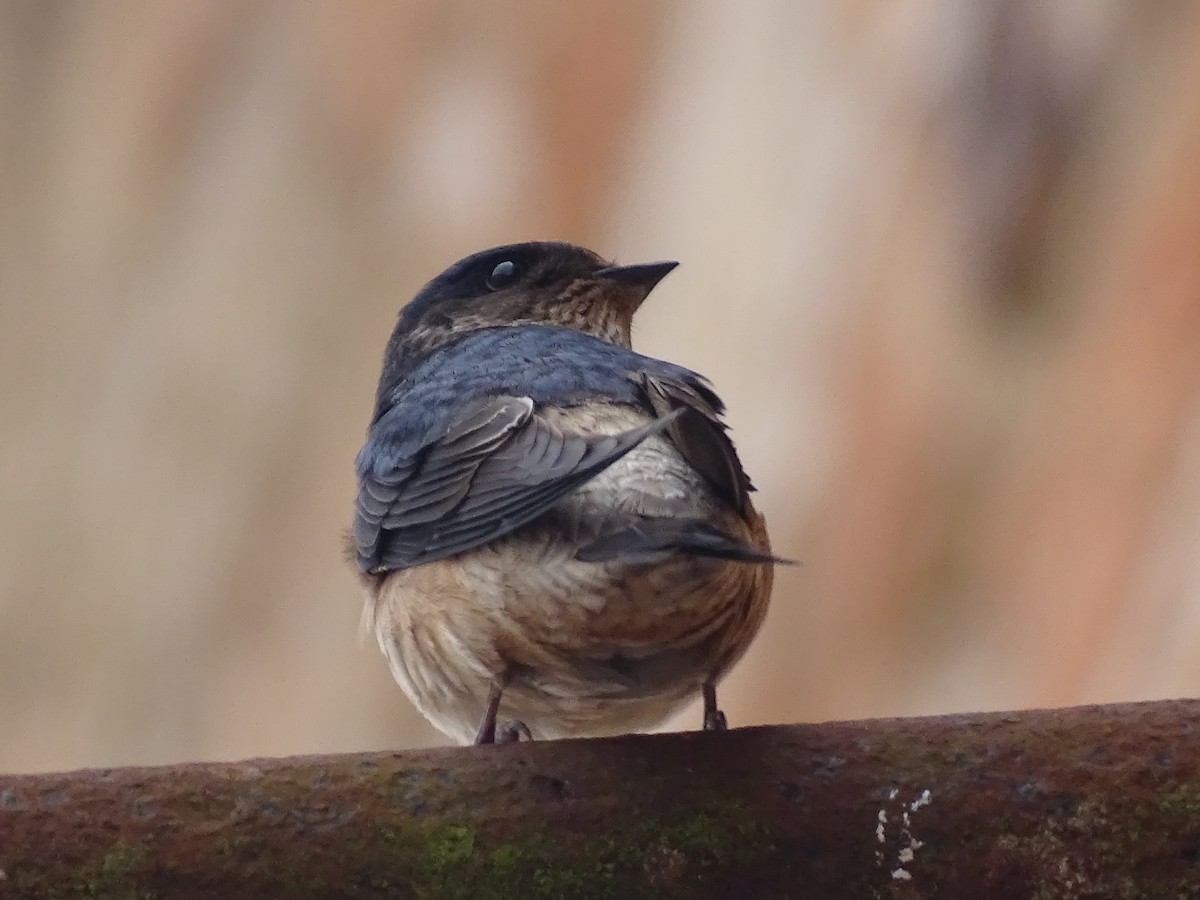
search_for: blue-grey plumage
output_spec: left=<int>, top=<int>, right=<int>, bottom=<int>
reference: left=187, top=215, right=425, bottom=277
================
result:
left=352, top=242, right=777, bottom=744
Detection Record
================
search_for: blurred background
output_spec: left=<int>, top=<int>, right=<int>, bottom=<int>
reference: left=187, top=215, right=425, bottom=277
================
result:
left=3, top=1, right=1200, bottom=774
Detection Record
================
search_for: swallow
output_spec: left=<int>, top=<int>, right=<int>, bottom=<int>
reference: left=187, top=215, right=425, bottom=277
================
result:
left=352, top=241, right=777, bottom=744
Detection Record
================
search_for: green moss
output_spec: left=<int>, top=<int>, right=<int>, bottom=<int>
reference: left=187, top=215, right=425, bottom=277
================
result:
left=421, top=824, right=476, bottom=875
left=998, top=793, right=1200, bottom=900
left=21, top=797, right=774, bottom=899
left=1160, top=783, right=1200, bottom=821
left=354, top=799, right=780, bottom=900
left=327, top=797, right=781, bottom=899
left=74, top=842, right=154, bottom=900
left=490, top=842, right=523, bottom=871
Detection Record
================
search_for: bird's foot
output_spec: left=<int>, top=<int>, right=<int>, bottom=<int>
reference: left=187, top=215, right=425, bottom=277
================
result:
left=703, top=708, right=728, bottom=731
left=497, top=720, right=533, bottom=744
left=473, top=682, right=504, bottom=745
left=702, top=681, right=728, bottom=732
left=473, top=721, right=497, bottom=745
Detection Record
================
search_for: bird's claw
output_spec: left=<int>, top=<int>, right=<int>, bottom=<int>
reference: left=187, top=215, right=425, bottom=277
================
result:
left=703, top=708, right=728, bottom=731
left=497, top=719, right=533, bottom=744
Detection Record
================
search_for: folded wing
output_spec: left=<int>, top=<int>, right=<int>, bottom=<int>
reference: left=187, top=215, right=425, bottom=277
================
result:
left=354, top=395, right=679, bottom=572
left=638, top=372, right=754, bottom=513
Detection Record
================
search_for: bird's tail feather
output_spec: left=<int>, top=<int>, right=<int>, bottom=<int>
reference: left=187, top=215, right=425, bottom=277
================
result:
left=575, top=518, right=793, bottom=565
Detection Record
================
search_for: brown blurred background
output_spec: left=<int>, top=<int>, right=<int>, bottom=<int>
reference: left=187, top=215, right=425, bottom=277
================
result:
left=3, top=1, right=1200, bottom=774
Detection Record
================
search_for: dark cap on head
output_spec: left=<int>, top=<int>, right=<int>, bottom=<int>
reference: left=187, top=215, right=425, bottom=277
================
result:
left=370, top=242, right=677, bottom=417
left=391, top=242, right=677, bottom=353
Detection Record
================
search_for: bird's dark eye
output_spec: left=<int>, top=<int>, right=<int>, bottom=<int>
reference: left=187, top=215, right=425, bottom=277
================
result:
left=486, top=260, right=519, bottom=291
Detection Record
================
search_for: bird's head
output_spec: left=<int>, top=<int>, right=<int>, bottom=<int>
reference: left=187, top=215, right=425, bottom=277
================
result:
left=387, top=242, right=677, bottom=359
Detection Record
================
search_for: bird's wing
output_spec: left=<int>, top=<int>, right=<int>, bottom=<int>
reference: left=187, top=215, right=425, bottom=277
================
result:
left=638, top=372, right=753, bottom=513
left=354, top=395, right=680, bottom=572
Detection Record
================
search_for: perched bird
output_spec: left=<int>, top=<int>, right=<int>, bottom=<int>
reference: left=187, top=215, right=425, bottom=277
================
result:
left=352, top=241, right=777, bottom=745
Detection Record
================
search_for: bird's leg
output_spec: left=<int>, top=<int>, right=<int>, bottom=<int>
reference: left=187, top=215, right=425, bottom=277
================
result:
left=702, top=681, right=727, bottom=732
left=473, top=682, right=504, bottom=745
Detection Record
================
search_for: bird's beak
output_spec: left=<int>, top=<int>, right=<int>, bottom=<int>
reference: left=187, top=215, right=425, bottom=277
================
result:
left=594, top=260, right=678, bottom=312
left=595, top=260, right=679, bottom=292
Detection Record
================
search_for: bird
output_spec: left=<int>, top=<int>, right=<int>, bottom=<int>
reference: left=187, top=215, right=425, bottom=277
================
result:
left=351, top=241, right=778, bottom=745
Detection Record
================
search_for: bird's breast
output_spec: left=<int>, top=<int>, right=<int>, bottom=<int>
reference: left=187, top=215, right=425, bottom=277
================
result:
left=362, top=399, right=773, bottom=740
left=367, top=522, right=770, bottom=731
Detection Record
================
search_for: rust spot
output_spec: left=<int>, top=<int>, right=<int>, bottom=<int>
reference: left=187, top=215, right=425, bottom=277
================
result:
left=530, top=774, right=573, bottom=800
left=0, top=788, right=25, bottom=810
left=38, top=789, right=67, bottom=808
left=644, top=845, right=689, bottom=888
